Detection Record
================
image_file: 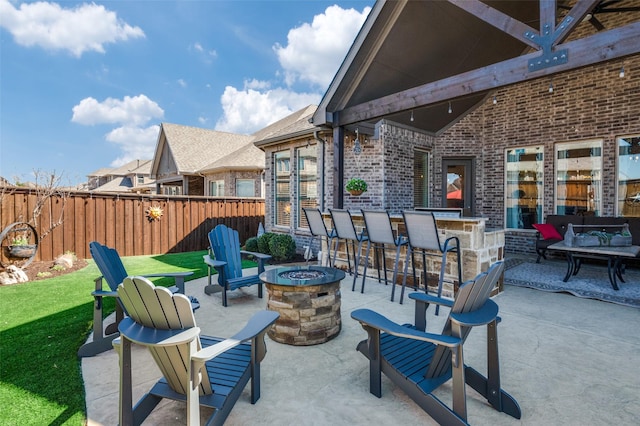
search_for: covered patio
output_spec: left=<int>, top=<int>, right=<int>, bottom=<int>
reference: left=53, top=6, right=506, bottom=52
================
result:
left=83, top=261, right=640, bottom=425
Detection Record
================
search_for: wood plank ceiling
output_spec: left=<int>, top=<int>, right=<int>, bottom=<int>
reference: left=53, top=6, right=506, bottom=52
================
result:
left=312, top=0, right=640, bottom=135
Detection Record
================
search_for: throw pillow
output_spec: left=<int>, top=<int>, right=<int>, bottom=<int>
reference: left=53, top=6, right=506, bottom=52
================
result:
left=533, top=223, right=562, bottom=240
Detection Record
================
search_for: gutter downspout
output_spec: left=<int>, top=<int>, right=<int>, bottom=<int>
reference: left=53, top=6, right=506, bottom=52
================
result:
left=313, top=130, right=326, bottom=212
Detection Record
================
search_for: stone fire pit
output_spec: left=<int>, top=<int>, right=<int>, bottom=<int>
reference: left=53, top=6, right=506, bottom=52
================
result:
left=259, top=265, right=345, bottom=346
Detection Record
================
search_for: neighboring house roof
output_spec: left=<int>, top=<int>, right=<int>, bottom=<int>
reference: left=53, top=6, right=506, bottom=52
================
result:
left=252, top=105, right=320, bottom=146
left=109, top=159, right=152, bottom=176
left=154, top=123, right=254, bottom=175
left=92, top=176, right=134, bottom=192
left=200, top=144, right=265, bottom=173
left=87, top=167, right=113, bottom=178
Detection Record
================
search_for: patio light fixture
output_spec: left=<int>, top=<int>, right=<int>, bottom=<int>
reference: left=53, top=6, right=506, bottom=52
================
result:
left=448, top=101, right=452, bottom=114
left=548, top=80, right=554, bottom=93
left=619, top=66, right=625, bottom=78
left=493, top=95, right=497, bottom=105
left=410, top=110, right=414, bottom=122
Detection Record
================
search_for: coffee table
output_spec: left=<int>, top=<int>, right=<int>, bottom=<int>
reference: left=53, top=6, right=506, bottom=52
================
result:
left=547, top=241, right=640, bottom=290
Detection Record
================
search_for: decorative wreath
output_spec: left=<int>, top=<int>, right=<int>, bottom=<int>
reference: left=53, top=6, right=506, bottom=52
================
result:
left=145, top=206, right=164, bottom=222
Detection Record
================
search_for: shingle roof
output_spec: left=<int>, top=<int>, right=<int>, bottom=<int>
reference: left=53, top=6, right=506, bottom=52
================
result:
left=200, top=143, right=265, bottom=173
left=252, top=105, right=319, bottom=145
left=160, top=123, right=254, bottom=173
left=91, top=176, right=134, bottom=192
left=109, top=159, right=152, bottom=176
left=87, top=167, right=114, bottom=177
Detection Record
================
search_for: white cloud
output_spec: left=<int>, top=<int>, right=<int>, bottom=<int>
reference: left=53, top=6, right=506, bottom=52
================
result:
left=106, top=125, right=160, bottom=167
left=71, top=94, right=164, bottom=127
left=178, top=79, right=187, bottom=88
left=191, top=41, right=217, bottom=62
left=214, top=6, right=369, bottom=135
left=0, top=0, right=144, bottom=57
left=274, top=5, right=370, bottom=88
left=71, top=94, right=163, bottom=165
left=215, top=84, right=319, bottom=134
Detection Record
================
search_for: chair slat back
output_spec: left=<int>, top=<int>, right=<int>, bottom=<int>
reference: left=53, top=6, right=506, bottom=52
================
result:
left=304, top=208, right=331, bottom=237
left=362, top=210, right=396, bottom=245
left=209, top=224, right=243, bottom=280
left=89, top=241, right=128, bottom=291
left=426, top=261, right=504, bottom=378
left=330, top=209, right=359, bottom=240
left=118, top=276, right=211, bottom=396
left=402, top=211, right=442, bottom=251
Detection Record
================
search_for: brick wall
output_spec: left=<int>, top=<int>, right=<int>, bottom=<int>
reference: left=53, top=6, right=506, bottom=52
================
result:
left=437, top=54, right=640, bottom=255
left=260, top=55, right=640, bottom=258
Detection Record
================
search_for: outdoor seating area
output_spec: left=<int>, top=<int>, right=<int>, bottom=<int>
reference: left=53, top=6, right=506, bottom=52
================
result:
left=83, top=259, right=640, bottom=425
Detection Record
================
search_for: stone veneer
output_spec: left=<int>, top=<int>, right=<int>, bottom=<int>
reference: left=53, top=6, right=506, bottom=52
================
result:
left=324, top=213, right=504, bottom=298
left=265, top=281, right=342, bottom=345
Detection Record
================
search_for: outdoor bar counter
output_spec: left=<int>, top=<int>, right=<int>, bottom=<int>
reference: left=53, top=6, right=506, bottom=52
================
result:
left=321, top=212, right=505, bottom=298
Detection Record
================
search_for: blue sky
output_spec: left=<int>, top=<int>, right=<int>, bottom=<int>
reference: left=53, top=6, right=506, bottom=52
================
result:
left=0, top=0, right=372, bottom=185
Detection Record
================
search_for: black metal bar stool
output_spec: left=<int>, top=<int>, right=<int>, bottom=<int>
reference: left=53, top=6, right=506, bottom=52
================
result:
left=302, top=207, right=336, bottom=266
left=329, top=208, right=368, bottom=291
left=360, top=210, right=408, bottom=295
left=400, top=211, right=462, bottom=312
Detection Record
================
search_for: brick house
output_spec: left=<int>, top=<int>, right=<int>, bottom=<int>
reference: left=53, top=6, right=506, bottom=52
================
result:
left=255, top=0, right=640, bottom=257
left=150, top=123, right=264, bottom=197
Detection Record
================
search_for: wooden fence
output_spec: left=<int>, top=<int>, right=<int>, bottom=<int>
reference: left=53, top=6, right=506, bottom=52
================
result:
left=0, top=188, right=265, bottom=263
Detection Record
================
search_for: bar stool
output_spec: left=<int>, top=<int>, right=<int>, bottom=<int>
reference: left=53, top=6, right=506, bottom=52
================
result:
left=399, top=210, right=462, bottom=312
left=302, top=207, right=336, bottom=266
left=329, top=208, right=369, bottom=291
left=360, top=210, right=409, bottom=295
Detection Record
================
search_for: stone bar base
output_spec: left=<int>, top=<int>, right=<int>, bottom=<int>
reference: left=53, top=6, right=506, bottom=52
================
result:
left=265, top=281, right=341, bottom=345
left=323, top=213, right=505, bottom=298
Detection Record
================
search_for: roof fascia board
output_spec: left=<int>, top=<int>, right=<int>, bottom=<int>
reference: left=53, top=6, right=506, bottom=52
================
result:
left=312, top=0, right=405, bottom=126
left=337, top=20, right=640, bottom=127
left=253, top=128, right=326, bottom=148
left=150, top=124, right=165, bottom=177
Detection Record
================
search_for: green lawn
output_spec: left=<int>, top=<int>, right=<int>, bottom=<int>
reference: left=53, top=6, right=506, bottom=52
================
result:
left=0, top=250, right=228, bottom=426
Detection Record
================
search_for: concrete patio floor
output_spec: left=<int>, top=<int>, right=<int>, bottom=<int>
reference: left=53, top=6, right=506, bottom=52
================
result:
left=83, top=263, right=640, bottom=425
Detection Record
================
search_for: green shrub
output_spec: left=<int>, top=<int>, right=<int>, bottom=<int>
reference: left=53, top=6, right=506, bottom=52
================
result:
left=244, top=236, right=259, bottom=252
left=257, top=232, right=275, bottom=254
left=268, top=234, right=297, bottom=261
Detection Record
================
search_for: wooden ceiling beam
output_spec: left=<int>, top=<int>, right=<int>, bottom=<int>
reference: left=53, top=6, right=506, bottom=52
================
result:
left=553, top=0, right=601, bottom=45
left=336, top=21, right=640, bottom=127
left=447, top=0, right=540, bottom=50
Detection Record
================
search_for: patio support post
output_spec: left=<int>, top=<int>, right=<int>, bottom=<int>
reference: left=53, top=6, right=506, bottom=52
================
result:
left=332, top=125, right=345, bottom=209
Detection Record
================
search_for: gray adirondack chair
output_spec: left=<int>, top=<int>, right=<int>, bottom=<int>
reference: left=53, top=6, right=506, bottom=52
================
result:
left=203, top=224, right=271, bottom=307
left=351, top=261, right=521, bottom=425
left=77, top=241, right=195, bottom=357
left=114, top=276, right=279, bottom=426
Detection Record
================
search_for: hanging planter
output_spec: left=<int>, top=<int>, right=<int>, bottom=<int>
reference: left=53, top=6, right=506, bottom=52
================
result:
left=346, top=178, right=368, bottom=196
left=9, top=244, right=37, bottom=258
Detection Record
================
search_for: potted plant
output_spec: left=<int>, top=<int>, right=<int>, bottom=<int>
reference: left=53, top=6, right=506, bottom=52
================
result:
left=346, top=178, right=368, bottom=196
left=9, top=235, right=36, bottom=258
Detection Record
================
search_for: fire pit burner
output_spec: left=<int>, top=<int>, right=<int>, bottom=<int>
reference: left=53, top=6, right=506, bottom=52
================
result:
left=259, top=266, right=345, bottom=345
left=278, top=269, right=327, bottom=280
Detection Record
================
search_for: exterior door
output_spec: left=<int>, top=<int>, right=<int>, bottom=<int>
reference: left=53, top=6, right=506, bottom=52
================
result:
left=442, top=158, right=474, bottom=217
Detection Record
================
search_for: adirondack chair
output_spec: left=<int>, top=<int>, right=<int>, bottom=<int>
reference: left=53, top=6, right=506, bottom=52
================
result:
left=77, top=241, right=196, bottom=358
left=203, top=224, right=271, bottom=307
left=113, top=276, right=279, bottom=426
left=351, top=261, right=521, bottom=425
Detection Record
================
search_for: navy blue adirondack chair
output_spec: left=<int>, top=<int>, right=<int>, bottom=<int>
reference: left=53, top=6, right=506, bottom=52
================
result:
left=351, top=261, right=521, bottom=425
left=114, top=276, right=279, bottom=426
left=204, top=224, right=271, bottom=307
left=77, top=241, right=195, bottom=357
